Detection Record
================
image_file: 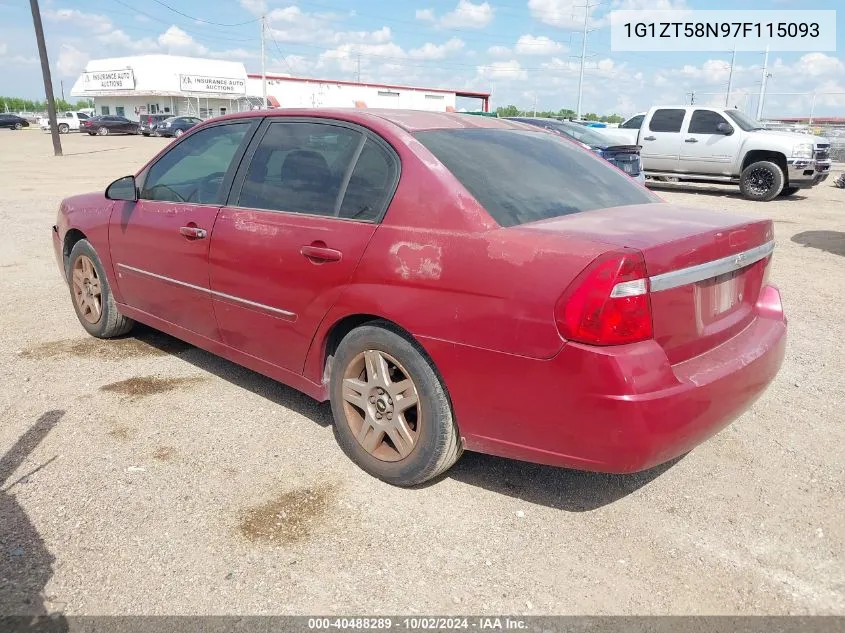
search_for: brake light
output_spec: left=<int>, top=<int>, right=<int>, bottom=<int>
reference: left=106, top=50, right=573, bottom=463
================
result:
left=555, top=249, right=653, bottom=346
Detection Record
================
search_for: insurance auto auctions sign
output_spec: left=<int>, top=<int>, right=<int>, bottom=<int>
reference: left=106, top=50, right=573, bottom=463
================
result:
left=179, top=74, right=246, bottom=95
left=82, top=70, right=135, bottom=91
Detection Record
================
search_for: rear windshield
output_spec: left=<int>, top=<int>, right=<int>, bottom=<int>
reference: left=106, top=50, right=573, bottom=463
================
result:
left=415, top=129, right=659, bottom=227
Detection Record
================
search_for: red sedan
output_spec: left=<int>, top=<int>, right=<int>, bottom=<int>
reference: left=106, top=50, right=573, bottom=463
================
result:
left=52, top=109, right=787, bottom=486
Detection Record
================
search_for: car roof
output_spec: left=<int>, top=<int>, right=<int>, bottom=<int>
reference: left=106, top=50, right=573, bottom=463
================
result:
left=211, top=108, right=527, bottom=132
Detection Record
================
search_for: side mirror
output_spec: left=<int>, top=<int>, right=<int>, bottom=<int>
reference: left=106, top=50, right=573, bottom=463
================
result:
left=106, top=175, right=138, bottom=202
left=717, top=122, right=734, bottom=135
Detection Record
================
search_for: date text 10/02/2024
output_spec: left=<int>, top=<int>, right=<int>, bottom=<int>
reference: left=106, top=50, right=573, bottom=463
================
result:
left=307, top=618, right=528, bottom=630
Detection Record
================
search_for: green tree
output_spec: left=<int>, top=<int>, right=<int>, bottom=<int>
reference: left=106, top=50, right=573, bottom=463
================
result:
left=496, top=104, right=521, bottom=117
left=557, top=108, right=576, bottom=119
left=583, top=112, right=599, bottom=121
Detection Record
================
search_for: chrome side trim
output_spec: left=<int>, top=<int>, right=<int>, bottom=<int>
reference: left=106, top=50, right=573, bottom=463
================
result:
left=116, top=263, right=296, bottom=318
left=649, top=240, right=774, bottom=293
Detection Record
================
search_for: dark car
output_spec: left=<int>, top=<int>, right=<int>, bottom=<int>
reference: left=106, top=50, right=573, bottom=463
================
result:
left=82, top=115, right=140, bottom=136
left=154, top=116, right=203, bottom=138
left=139, top=114, right=170, bottom=136
left=0, top=114, right=30, bottom=130
left=509, top=117, right=645, bottom=182
left=52, top=109, right=786, bottom=486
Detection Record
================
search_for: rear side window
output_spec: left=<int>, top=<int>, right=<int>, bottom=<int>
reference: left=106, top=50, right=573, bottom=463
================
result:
left=649, top=109, right=686, bottom=133
left=688, top=110, right=729, bottom=134
left=415, top=129, right=659, bottom=228
left=338, top=138, right=398, bottom=221
left=620, top=114, right=644, bottom=129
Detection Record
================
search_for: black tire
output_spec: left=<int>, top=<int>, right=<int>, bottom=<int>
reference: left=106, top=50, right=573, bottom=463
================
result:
left=142, top=132, right=150, bottom=137
left=67, top=239, right=133, bottom=338
left=97, top=126, right=109, bottom=136
left=174, top=128, right=184, bottom=138
left=58, top=123, right=69, bottom=134
left=13, top=122, right=22, bottom=130
left=87, top=132, right=95, bottom=136
left=740, top=160, right=785, bottom=201
left=330, top=322, right=462, bottom=486
left=779, top=186, right=801, bottom=197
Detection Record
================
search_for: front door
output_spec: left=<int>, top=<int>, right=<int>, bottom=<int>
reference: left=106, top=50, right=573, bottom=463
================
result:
left=208, top=119, right=399, bottom=373
left=640, top=108, right=686, bottom=172
left=109, top=119, right=256, bottom=339
left=679, top=109, right=741, bottom=176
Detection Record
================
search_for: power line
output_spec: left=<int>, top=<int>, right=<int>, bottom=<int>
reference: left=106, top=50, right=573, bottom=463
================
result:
left=146, top=0, right=260, bottom=26
left=266, top=26, right=298, bottom=75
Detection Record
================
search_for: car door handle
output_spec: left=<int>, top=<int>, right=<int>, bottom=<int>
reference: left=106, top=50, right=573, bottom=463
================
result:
left=642, top=136, right=657, bottom=141
left=685, top=138, right=699, bottom=143
left=301, top=243, right=343, bottom=263
left=179, top=226, right=207, bottom=240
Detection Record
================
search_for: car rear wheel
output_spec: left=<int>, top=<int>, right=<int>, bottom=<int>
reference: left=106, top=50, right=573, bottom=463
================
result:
left=97, top=126, right=109, bottom=136
left=740, top=160, right=784, bottom=201
left=67, top=240, right=133, bottom=338
left=779, top=186, right=801, bottom=197
left=58, top=123, right=69, bottom=134
left=174, top=128, right=185, bottom=138
left=330, top=323, right=462, bottom=486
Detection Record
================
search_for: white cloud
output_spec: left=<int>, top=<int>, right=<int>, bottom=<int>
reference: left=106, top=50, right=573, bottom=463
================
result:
left=419, top=0, right=494, bottom=29
left=0, top=43, right=7, bottom=57
left=56, top=44, right=89, bottom=76
left=44, top=8, right=112, bottom=34
left=240, top=0, right=267, bottom=15
left=528, top=0, right=592, bottom=29
left=477, top=60, right=528, bottom=81
left=793, top=53, right=844, bottom=77
left=487, top=45, right=511, bottom=57
left=514, top=35, right=565, bottom=56
left=409, top=38, right=464, bottom=60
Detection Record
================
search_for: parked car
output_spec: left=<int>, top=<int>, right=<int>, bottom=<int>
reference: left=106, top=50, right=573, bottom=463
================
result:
left=38, top=111, right=90, bottom=134
left=0, top=114, right=30, bottom=130
left=52, top=109, right=787, bottom=486
left=613, top=106, right=831, bottom=200
left=82, top=115, right=140, bottom=136
left=154, top=116, right=203, bottom=138
left=139, top=114, right=170, bottom=136
left=509, top=117, right=645, bottom=182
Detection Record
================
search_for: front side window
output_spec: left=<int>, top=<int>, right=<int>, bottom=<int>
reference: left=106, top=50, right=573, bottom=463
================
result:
left=689, top=110, right=730, bottom=134
left=415, top=128, right=659, bottom=228
left=238, top=121, right=362, bottom=216
left=649, top=109, right=686, bottom=133
left=140, top=122, right=251, bottom=205
left=621, top=114, right=644, bottom=129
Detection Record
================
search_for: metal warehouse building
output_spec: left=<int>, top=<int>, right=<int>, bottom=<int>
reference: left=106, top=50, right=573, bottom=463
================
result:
left=71, top=54, right=489, bottom=121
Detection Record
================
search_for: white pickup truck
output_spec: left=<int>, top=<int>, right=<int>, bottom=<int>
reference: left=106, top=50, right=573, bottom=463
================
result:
left=614, top=106, right=832, bottom=201
left=38, top=111, right=91, bottom=134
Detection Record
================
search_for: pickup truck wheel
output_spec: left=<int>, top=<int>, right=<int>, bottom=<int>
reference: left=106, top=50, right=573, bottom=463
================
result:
left=330, top=323, right=462, bottom=486
left=67, top=239, right=134, bottom=339
left=58, top=123, right=70, bottom=134
left=740, top=161, right=784, bottom=201
left=779, top=186, right=800, bottom=197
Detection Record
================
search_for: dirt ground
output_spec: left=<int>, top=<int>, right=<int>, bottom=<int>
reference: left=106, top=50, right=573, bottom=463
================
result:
left=0, top=129, right=842, bottom=616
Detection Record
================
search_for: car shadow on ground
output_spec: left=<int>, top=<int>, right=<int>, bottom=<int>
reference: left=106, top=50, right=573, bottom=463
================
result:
left=132, top=325, right=333, bottom=428
left=0, top=410, right=69, bottom=628
left=646, top=182, right=809, bottom=201
left=792, top=230, right=845, bottom=257
left=132, top=326, right=681, bottom=510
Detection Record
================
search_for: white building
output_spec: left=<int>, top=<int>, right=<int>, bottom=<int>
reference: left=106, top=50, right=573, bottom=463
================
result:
left=71, top=55, right=490, bottom=121
left=70, top=55, right=249, bottom=120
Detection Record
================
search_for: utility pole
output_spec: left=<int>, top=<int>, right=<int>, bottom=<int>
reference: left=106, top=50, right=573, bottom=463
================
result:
left=356, top=53, right=361, bottom=83
left=756, top=45, right=770, bottom=120
left=575, top=2, right=591, bottom=120
left=725, top=47, right=736, bottom=107
left=260, top=15, right=267, bottom=108
left=687, top=90, right=696, bottom=105
left=28, top=0, right=61, bottom=156
left=532, top=93, right=538, bottom=117
left=808, top=92, right=817, bottom=126
left=60, top=79, right=65, bottom=102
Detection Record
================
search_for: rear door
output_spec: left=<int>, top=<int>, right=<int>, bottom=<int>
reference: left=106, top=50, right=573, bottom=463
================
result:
left=640, top=108, right=686, bottom=172
left=109, top=119, right=257, bottom=339
left=209, top=118, right=399, bottom=373
left=679, top=109, right=740, bottom=175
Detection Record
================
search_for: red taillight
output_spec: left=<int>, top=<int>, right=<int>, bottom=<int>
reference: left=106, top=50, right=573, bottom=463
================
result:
left=555, top=249, right=653, bottom=346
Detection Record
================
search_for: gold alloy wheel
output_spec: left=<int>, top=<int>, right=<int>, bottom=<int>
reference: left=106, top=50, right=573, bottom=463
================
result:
left=71, top=255, right=102, bottom=324
left=341, top=350, right=421, bottom=462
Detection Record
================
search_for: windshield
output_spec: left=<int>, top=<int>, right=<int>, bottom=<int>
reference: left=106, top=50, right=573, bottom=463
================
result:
left=415, top=128, right=659, bottom=228
left=724, top=109, right=765, bottom=131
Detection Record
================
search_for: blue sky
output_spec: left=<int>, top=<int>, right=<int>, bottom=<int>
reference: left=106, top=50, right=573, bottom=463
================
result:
left=0, top=0, right=842, bottom=117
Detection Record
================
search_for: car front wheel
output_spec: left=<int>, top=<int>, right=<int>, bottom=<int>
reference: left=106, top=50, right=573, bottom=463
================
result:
left=330, top=323, right=462, bottom=486
left=740, top=160, right=785, bottom=201
left=97, top=126, right=109, bottom=136
left=13, top=122, right=22, bottom=130
left=174, top=128, right=184, bottom=138
left=67, top=239, right=134, bottom=338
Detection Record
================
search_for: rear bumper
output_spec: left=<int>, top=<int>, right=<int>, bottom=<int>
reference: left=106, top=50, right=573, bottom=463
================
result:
left=424, top=285, right=787, bottom=473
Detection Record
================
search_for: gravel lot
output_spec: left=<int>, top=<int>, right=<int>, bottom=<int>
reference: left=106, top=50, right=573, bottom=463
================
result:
left=0, top=130, right=843, bottom=616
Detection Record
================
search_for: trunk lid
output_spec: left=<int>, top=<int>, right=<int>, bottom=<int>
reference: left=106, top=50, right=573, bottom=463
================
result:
left=521, top=203, right=774, bottom=363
